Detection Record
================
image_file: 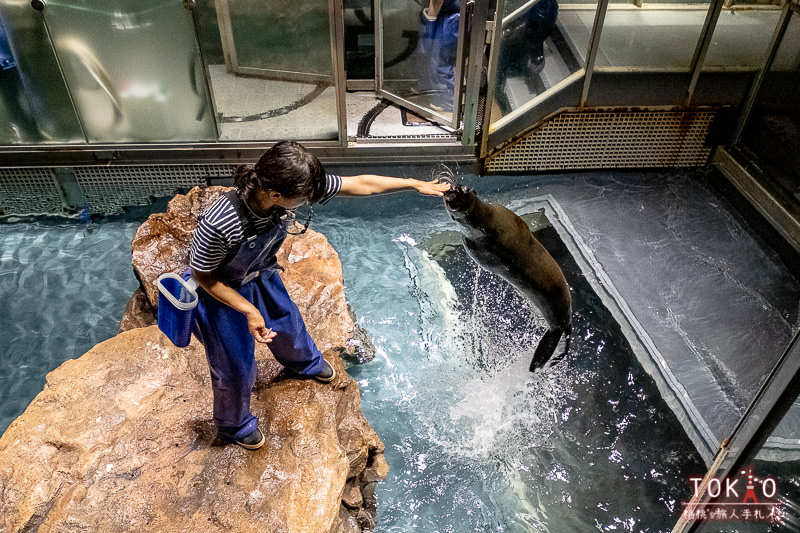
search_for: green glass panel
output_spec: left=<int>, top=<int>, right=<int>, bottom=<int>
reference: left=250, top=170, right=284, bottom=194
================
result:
left=704, top=8, right=783, bottom=70
left=343, top=0, right=375, bottom=79
left=43, top=0, right=216, bottom=143
left=198, top=0, right=339, bottom=141
left=229, top=0, right=332, bottom=77
left=378, top=0, right=462, bottom=123
left=739, top=14, right=800, bottom=213
left=0, top=4, right=83, bottom=144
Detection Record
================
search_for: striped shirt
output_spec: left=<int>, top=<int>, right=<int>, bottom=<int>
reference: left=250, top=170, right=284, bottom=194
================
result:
left=189, top=174, right=341, bottom=273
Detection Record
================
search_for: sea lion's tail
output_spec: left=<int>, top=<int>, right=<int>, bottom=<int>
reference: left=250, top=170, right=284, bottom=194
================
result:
left=529, top=325, right=571, bottom=373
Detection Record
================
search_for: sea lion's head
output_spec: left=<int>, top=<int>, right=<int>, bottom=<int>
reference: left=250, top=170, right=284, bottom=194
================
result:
left=443, top=184, right=478, bottom=221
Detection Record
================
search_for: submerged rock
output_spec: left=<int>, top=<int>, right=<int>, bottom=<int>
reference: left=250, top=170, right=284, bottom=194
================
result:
left=0, top=186, right=385, bottom=532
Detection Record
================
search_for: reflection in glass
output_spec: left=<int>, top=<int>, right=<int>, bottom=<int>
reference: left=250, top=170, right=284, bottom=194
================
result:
left=493, top=0, right=583, bottom=116
left=0, top=7, right=83, bottom=144
left=229, top=1, right=332, bottom=78
left=380, top=0, right=461, bottom=118
left=0, top=17, right=36, bottom=144
left=42, top=0, right=216, bottom=143
left=704, top=8, right=783, bottom=70
left=594, top=7, right=707, bottom=70
left=198, top=0, right=339, bottom=141
left=343, top=0, right=376, bottom=80
left=739, top=13, right=800, bottom=217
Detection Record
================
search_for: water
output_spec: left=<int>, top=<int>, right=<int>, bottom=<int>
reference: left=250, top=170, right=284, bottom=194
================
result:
left=312, top=196, right=704, bottom=532
left=0, top=216, right=146, bottom=430
left=4, top=171, right=794, bottom=531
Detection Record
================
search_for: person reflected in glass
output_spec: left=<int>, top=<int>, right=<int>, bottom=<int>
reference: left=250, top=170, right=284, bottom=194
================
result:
left=496, top=0, right=559, bottom=112
left=188, top=141, right=450, bottom=450
left=415, top=0, right=460, bottom=113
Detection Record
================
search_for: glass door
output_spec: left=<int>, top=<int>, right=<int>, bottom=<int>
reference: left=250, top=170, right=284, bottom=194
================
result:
left=41, top=0, right=217, bottom=143
left=208, top=0, right=343, bottom=142
left=376, top=0, right=468, bottom=129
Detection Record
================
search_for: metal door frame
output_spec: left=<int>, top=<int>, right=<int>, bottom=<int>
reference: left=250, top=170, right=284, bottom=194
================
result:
left=671, top=330, right=800, bottom=532
left=480, top=0, right=609, bottom=158
left=731, top=0, right=798, bottom=145
left=481, top=0, right=787, bottom=158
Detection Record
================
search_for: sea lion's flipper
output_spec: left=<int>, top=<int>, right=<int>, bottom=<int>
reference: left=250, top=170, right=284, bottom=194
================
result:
left=529, top=326, right=569, bottom=372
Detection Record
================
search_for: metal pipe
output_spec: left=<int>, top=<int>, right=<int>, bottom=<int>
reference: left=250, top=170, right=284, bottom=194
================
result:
left=684, top=0, right=726, bottom=107
left=579, top=0, right=611, bottom=109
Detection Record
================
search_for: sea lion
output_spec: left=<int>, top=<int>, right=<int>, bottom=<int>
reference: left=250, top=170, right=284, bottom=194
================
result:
left=443, top=185, right=572, bottom=372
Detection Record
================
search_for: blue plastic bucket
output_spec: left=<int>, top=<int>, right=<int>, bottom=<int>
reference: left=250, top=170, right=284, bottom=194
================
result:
left=157, top=273, right=198, bottom=348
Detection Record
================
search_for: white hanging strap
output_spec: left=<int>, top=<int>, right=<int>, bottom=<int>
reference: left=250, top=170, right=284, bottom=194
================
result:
left=184, top=276, right=199, bottom=292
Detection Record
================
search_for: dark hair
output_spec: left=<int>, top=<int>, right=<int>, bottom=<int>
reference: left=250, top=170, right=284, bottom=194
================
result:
left=233, top=141, right=326, bottom=203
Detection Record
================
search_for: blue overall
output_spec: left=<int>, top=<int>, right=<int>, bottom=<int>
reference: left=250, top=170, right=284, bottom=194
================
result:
left=190, top=193, right=324, bottom=440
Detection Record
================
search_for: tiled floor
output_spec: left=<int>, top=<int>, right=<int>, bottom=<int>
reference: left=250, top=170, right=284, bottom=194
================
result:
left=207, top=65, right=456, bottom=141
left=209, top=65, right=339, bottom=141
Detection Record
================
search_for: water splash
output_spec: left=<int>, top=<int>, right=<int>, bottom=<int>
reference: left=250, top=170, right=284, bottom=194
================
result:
left=431, top=163, right=459, bottom=186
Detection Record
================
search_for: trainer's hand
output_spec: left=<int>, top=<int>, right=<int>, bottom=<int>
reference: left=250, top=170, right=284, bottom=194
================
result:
left=415, top=179, right=451, bottom=196
left=246, top=309, right=276, bottom=343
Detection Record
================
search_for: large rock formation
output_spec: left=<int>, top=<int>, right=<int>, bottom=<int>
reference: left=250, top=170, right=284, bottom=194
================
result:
left=0, top=187, right=386, bottom=532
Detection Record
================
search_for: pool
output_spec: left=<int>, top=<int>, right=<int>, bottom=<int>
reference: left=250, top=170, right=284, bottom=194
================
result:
left=0, top=213, right=150, bottom=432
left=2, top=170, right=797, bottom=531
left=313, top=187, right=704, bottom=531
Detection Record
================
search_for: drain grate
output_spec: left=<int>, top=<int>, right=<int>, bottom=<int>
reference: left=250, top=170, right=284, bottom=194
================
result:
left=486, top=111, right=716, bottom=172
left=73, top=164, right=236, bottom=214
left=0, top=168, right=64, bottom=216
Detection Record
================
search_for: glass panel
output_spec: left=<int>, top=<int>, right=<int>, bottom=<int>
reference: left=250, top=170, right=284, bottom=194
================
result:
left=42, top=0, right=216, bottom=143
left=594, top=5, right=708, bottom=70
left=692, top=400, right=800, bottom=531
left=196, top=0, right=339, bottom=141
left=230, top=0, right=332, bottom=78
left=493, top=0, right=586, bottom=116
left=379, top=0, right=462, bottom=123
left=344, top=0, right=375, bottom=80
left=739, top=13, right=800, bottom=215
left=0, top=4, right=83, bottom=144
left=704, top=7, right=783, bottom=70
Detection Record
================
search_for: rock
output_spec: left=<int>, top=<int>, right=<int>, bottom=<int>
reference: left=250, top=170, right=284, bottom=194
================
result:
left=344, top=305, right=377, bottom=364
left=342, top=480, right=364, bottom=509
left=363, top=453, right=390, bottom=483
left=117, top=287, right=155, bottom=333
left=128, top=185, right=229, bottom=310
left=275, top=230, right=353, bottom=354
left=1, top=186, right=388, bottom=532
left=0, top=328, right=385, bottom=532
